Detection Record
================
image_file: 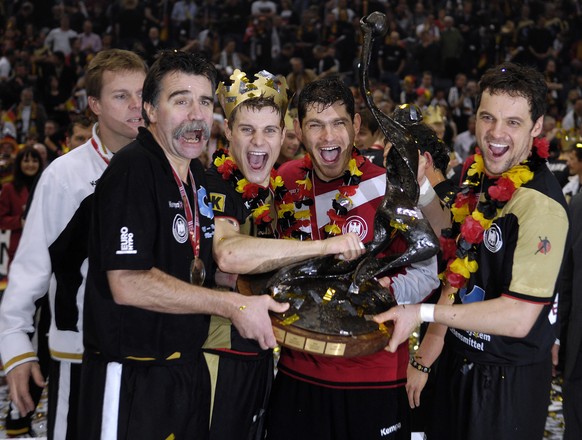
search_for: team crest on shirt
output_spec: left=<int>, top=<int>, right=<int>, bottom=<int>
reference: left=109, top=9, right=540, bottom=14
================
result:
left=483, top=223, right=502, bottom=253
left=342, top=215, right=368, bottom=241
left=173, top=214, right=189, bottom=243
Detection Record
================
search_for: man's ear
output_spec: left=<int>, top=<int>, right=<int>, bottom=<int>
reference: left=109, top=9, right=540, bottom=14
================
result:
left=224, top=119, right=233, bottom=142
left=88, top=96, right=101, bottom=116
left=143, top=101, right=157, bottom=124
left=293, top=118, right=303, bottom=143
left=422, top=151, right=434, bottom=168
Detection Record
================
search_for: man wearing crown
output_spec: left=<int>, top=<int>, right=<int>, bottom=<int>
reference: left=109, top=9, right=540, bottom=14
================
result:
left=376, top=63, right=569, bottom=439
left=265, top=77, right=439, bottom=440
left=205, top=69, right=366, bottom=439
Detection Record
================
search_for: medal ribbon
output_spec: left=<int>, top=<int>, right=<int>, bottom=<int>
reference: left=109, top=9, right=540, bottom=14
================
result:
left=170, top=166, right=200, bottom=259
left=91, top=138, right=111, bottom=165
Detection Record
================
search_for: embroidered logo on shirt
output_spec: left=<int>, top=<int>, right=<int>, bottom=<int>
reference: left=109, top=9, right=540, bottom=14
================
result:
left=116, top=227, right=137, bottom=254
left=168, top=200, right=183, bottom=209
left=535, top=236, right=551, bottom=255
left=342, top=215, right=368, bottom=241
left=172, top=214, right=188, bottom=244
left=483, top=223, right=503, bottom=253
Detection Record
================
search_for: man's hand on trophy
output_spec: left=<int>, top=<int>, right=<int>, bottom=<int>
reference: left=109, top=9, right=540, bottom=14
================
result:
left=322, top=232, right=366, bottom=261
left=373, top=304, right=422, bottom=352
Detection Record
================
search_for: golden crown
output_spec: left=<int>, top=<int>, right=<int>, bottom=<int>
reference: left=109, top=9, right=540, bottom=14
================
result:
left=217, top=69, right=289, bottom=119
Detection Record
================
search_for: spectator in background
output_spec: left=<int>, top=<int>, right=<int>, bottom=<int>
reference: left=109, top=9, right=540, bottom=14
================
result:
left=312, top=44, right=339, bottom=79
left=0, top=136, right=17, bottom=188
left=143, top=26, right=170, bottom=66
left=78, top=19, right=102, bottom=55
left=276, top=108, right=302, bottom=168
left=63, top=116, right=93, bottom=153
left=356, top=108, right=385, bottom=167
left=43, top=119, right=65, bottom=162
left=251, top=0, right=277, bottom=17
left=379, top=31, right=407, bottom=103
left=563, top=147, right=582, bottom=202
left=0, top=147, right=42, bottom=268
left=6, top=87, right=47, bottom=144
left=562, top=97, right=582, bottom=131
left=171, top=0, right=199, bottom=40
left=271, top=43, right=294, bottom=77
left=286, top=57, right=317, bottom=95
left=113, top=0, right=146, bottom=51
left=0, top=48, right=15, bottom=82
left=400, top=75, right=418, bottom=104
left=453, top=114, right=476, bottom=164
left=44, top=14, right=78, bottom=56
left=440, top=16, right=464, bottom=80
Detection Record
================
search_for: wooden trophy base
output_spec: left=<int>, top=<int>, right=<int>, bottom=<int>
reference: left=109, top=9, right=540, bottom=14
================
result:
left=237, top=273, right=393, bottom=358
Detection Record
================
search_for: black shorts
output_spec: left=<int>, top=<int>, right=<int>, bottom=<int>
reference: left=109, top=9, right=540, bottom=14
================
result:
left=427, top=348, right=552, bottom=440
left=203, top=349, right=273, bottom=440
left=265, top=372, right=410, bottom=440
left=78, top=352, right=209, bottom=440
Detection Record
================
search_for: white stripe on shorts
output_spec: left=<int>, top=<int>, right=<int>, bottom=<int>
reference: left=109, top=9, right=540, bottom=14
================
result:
left=53, top=361, right=71, bottom=440
left=101, top=361, right=122, bottom=440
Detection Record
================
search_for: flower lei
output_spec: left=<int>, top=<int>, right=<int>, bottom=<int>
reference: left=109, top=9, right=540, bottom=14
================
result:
left=276, top=148, right=366, bottom=240
left=440, top=138, right=550, bottom=289
left=212, top=148, right=286, bottom=238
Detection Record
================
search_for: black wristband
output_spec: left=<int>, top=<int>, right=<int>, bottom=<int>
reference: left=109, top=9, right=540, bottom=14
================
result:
left=409, top=356, right=431, bottom=374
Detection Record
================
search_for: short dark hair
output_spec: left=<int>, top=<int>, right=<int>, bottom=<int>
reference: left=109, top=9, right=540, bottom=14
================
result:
left=408, top=123, right=451, bottom=176
left=67, top=116, right=93, bottom=138
left=142, top=50, right=217, bottom=125
left=297, top=77, right=354, bottom=124
left=476, top=62, right=547, bottom=124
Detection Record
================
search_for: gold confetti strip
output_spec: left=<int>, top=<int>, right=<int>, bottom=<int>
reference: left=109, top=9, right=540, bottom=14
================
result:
left=280, top=314, right=300, bottom=326
left=322, top=287, right=336, bottom=303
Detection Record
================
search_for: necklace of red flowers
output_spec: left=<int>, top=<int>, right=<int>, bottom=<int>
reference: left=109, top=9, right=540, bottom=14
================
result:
left=440, top=138, right=550, bottom=290
left=276, top=148, right=366, bottom=240
left=212, top=148, right=286, bottom=238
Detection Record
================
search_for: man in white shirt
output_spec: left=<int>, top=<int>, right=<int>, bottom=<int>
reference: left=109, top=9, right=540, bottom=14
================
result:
left=44, top=15, right=78, bottom=56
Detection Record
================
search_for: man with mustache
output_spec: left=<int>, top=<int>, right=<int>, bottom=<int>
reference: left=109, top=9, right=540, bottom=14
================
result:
left=80, top=51, right=289, bottom=438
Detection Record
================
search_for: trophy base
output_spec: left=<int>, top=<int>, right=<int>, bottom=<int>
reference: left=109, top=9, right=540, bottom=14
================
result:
left=237, top=273, right=393, bottom=358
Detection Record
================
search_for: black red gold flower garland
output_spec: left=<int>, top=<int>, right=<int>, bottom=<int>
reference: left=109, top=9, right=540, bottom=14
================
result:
left=212, top=148, right=286, bottom=238
left=276, top=148, right=366, bottom=240
left=440, top=138, right=550, bottom=289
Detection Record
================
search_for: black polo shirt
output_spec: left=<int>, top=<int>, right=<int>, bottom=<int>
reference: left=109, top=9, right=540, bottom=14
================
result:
left=84, top=127, right=215, bottom=363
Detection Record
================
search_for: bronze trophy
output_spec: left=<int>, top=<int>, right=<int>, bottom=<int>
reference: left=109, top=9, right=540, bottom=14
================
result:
left=239, top=12, right=439, bottom=357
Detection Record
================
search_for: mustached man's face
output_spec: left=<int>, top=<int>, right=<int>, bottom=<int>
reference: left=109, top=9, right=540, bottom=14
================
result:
left=145, top=71, right=214, bottom=163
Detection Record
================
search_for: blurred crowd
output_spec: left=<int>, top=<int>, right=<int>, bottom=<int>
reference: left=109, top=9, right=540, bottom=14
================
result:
left=0, top=0, right=581, bottom=191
